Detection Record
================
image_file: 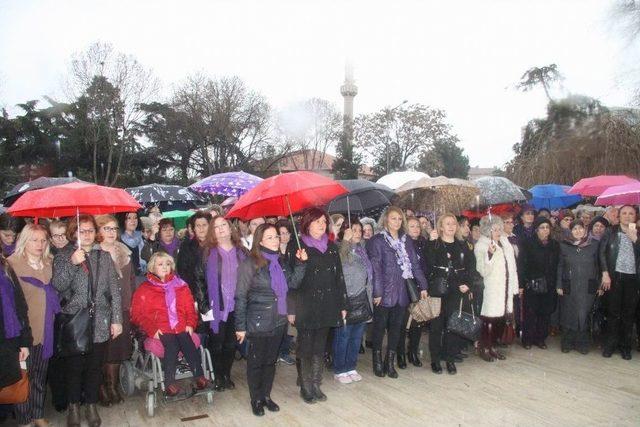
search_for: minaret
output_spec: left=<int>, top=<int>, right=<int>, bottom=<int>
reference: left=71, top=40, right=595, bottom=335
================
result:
left=340, top=60, right=358, bottom=148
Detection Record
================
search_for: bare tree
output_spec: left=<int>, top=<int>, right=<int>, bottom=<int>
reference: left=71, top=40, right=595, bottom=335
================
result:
left=169, top=74, right=272, bottom=177
left=275, top=98, right=342, bottom=170
left=64, top=41, right=160, bottom=185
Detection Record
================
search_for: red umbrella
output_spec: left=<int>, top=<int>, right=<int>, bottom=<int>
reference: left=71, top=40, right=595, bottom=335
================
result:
left=567, top=175, right=639, bottom=197
left=227, top=172, right=348, bottom=220
left=226, top=171, right=348, bottom=247
left=7, top=182, right=142, bottom=218
left=595, top=181, right=640, bottom=206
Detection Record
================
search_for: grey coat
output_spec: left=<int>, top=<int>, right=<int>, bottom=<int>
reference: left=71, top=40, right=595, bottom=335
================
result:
left=557, top=239, right=599, bottom=332
left=53, top=245, right=123, bottom=344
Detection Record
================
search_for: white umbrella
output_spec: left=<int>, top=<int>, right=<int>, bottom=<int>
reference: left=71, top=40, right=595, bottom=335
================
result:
left=376, top=171, right=430, bottom=190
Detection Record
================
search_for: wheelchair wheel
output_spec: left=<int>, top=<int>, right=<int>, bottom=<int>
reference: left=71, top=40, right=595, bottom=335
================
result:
left=120, top=360, right=136, bottom=397
left=146, top=392, right=156, bottom=417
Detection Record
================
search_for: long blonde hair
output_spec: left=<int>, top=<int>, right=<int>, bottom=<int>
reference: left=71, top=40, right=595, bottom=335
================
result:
left=14, top=223, right=52, bottom=264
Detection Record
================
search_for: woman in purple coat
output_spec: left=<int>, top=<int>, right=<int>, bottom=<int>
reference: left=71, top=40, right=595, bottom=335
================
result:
left=366, top=207, right=428, bottom=379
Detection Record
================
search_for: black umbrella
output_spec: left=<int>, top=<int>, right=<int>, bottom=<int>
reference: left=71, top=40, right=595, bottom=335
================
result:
left=327, top=179, right=394, bottom=218
left=3, top=177, right=87, bottom=207
left=125, top=184, right=203, bottom=205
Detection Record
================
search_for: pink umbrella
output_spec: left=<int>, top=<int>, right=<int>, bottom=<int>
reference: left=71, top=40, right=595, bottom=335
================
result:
left=567, top=175, right=639, bottom=197
left=595, top=182, right=640, bottom=206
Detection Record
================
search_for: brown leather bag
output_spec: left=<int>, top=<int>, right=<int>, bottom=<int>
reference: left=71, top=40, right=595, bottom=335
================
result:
left=0, top=369, right=29, bottom=404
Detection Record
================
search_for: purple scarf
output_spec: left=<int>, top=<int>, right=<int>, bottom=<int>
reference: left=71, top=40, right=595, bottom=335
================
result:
left=0, top=268, right=21, bottom=340
left=261, top=251, right=288, bottom=315
left=19, top=276, right=61, bottom=359
left=301, top=234, right=329, bottom=254
left=1, top=243, right=16, bottom=257
left=206, top=247, right=244, bottom=333
left=147, top=274, right=187, bottom=330
left=354, top=243, right=373, bottom=283
left=159, top=237, right=180, bottom=256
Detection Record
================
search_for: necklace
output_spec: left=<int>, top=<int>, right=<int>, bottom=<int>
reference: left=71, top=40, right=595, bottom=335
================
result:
left=27, top=257, right=43, bottom=270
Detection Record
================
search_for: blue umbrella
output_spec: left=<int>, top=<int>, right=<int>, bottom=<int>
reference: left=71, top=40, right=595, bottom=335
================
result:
left=529, top=184, right=582, bottom=210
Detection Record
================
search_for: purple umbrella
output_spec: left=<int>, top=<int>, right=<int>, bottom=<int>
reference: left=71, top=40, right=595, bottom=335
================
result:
left=189, top=171, right=263, bottom=197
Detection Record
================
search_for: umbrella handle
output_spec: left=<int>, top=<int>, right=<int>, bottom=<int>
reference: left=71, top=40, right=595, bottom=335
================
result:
left=285, top=194, right=302, bottom=251
left=77, top=207, right=81, bottom=249
left=347, top=196, right=351, bottom=227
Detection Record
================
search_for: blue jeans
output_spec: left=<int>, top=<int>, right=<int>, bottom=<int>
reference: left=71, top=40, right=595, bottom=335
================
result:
left=333, top=322, right=366, bottom=374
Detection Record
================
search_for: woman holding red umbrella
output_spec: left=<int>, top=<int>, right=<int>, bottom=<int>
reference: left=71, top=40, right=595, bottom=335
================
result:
left=286, top=207, right=348, bottom=404
left=52, top=215, right=122, bottom=427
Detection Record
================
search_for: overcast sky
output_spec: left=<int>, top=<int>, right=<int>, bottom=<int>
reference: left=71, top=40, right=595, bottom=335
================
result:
left=0, top=0, right=636, bottom=168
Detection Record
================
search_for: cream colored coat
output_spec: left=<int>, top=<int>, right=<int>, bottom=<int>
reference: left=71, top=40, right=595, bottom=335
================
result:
left=474, top=235, right=519, bottom=317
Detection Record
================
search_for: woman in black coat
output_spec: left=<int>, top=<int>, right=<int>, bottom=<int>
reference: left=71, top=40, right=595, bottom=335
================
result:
left=235, top=224, right=306, bottom=416
left=0, top=256, right=32, bottom=390
left=425, top=213, right=474, bottom=375
left=557, top=221, right=600, bottom=354
left=286, top=208, right=347, bottom=404
left=517, top=217, right=560, bottom=349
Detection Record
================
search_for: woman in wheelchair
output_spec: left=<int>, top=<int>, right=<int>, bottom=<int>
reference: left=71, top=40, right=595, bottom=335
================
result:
left=131, top=252, right=210, bottom=397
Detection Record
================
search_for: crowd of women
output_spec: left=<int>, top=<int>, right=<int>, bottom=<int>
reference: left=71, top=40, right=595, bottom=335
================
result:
left=0, top=201, right=638, bottom=425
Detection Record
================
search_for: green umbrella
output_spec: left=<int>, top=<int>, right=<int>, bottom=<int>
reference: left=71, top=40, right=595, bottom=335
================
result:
left=162, top=210, right=195, bottom=230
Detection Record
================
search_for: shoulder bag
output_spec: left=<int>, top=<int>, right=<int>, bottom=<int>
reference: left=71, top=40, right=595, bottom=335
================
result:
left=0, top=366, right=28, bottom=404
left=407, top=297, right=441, bottom=326
left=54, top=251, right=100, bottom=357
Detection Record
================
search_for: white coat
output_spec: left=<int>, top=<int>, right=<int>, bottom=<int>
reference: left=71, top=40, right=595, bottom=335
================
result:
left=474, top=235, right=519, bottom=317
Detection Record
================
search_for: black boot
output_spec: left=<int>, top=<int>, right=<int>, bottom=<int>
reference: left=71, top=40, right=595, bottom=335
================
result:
left=311, top=356, right=327, bottom=402
left=295, top=357, right=302, bottom=386
left=446, top=361, right=457, bottom=375
left=385, top=350, right=399, bottom=379
left=213, top=355, right=226, bottom=392
left=397, top=351, right=407, bottom=369
left=372, top=350, right=385, bottom=377
left=430, top=361, right=443, bottom=374
left=251, top=400, right=265, bottom=416
left=223, top=350, right=235, bottom=389
left=397, top=338, right=407, bottom=369
left=408, top=333, right=422, bottom=367
left=299, top=358, right=316, bottom=404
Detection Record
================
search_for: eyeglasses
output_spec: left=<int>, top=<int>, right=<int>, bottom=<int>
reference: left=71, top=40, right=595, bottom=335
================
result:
left=51, top=234, right=67, bottom=240
left=279, top=231, right=290, bottom=236
left=538, top=225, right=550, bottom=230
left=79, top=229, right=96, bottom=234
left=102, top=227, right=119, bottom=233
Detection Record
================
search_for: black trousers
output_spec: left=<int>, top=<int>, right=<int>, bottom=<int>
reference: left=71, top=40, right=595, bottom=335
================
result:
left=429, top=294, right=465, bottom=363
left=15, top=344, right=48, bottom=424
left=606, top=273, right=640, bottom=351
left=397, top=309, right=422, bottom=354
left=48, top=355, right=68, bottom=409
left=207, top=312, right=237, bottom=380
left=297, top=327, right=330, bottom=361
left=372, top=304, right=405, bottom=353
left=65, top=341, right=107, bottom=404
left=159, top=332, right=204, bottom=386
left=246, top=326, right=285, bottom=402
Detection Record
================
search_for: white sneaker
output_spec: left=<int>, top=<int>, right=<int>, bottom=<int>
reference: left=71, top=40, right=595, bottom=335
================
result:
left=347, top=370, right=362, bottom=382
left=334, top=373, right=353, bottom=384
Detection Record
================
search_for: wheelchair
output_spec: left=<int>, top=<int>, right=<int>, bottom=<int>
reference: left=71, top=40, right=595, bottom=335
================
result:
left=119, top=331, right=214, bottom=417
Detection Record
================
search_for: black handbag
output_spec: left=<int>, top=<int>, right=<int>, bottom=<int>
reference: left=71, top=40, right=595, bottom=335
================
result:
left=54, top=252, right=100, bottom=357
left=429, top=275, right=449, bottom=297
left=526, top=277, right=548, bottom=294
left=405, top=278, right=420, bottom=303
left=447, top=295, right=481, bottom=341
left=346, top=289, right=373, bottom=325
